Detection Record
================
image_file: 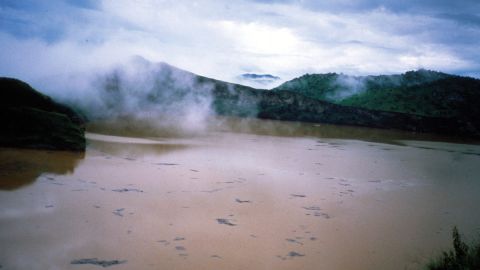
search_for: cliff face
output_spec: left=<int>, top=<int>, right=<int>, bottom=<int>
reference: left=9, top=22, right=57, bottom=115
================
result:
left=0, top=78, right=86, bottom=151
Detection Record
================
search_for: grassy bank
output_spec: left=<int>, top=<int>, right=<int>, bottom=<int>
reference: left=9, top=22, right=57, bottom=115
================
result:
left=427, top=227, right=480, bottom=270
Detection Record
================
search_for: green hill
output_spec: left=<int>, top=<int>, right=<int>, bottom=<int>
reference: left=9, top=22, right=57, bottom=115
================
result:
left=273, top=70, right=480, bottom=131
left=339, top=76, right=480, bottom=118
left=273, top=69, right=452, bottom=102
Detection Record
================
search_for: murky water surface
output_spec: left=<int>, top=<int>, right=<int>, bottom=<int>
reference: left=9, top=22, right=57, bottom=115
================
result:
left=1, top=118, right=480, bottom=270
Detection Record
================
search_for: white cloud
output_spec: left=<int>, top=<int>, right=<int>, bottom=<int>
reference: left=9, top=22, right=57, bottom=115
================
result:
left=0, top=0, right=479, bottom=91
left=217, top=21, right=300, bottom=55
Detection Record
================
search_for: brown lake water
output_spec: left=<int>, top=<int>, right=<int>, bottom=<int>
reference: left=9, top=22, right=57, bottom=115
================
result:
left=1, top=118, right=480, bottom=270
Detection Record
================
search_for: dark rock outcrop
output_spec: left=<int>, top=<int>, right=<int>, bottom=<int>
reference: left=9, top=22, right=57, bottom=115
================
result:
left=0, top=77, right=86, bottom=151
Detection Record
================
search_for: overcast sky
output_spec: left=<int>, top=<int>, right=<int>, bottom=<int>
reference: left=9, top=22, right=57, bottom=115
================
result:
left=1, top=0, right=479, bottom=88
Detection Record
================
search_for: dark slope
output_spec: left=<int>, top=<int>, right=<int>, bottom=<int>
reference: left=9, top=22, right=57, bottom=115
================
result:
left=209, top=78, right=476, bottom=137
left=70, top=60, right=480, bottom=138
left=0, top=77, right=86, bottom=151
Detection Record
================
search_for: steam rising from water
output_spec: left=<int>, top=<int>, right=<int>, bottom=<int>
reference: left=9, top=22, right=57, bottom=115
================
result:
left=44, top=56, right=216, bottom=135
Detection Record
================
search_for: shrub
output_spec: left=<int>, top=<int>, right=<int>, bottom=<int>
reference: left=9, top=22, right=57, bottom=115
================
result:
left=427, top=226, right=480, bottom=270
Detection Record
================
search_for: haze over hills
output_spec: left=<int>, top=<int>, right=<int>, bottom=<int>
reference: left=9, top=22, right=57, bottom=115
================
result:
left=43, top=58, right=479, bottom=138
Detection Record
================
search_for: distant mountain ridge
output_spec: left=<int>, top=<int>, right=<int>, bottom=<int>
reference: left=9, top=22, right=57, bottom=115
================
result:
left=241, top=74, right=280, bottom=80
left=238, top=73, right=281, bottom=88
left=74, top=59, right=479, bottom=138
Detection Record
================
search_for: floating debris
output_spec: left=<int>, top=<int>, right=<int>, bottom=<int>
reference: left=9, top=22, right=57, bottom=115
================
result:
left=44, top=205, right=54, bottom=208
left=112, top=188, right=144, bottom=193
left=217, top=181, right=235, bottom=184
left=288, top=251, right=305, bottom=257
left=190, top=169, right=199, bottom=172
left=302, top=205, right=331, bottom=219
left=314, top=212, right=331, bottom=219
left=70, top=258, right=127, bottom=267
left=216, top=218, right=236, bottom=226
left=155, top=163, right=179, bottom=166
left=303, top=206, right=321, bottom=211
left=174, top=237, right=185, bottom=241
left=112, top=208, right=125, bottom=217
left=278, top=251, right=306, bottom=260
left=175, top=246, right=186, bottom=251
left=286, top=238, right=304, bottom=245
left=211, top=255, right=222, bottom=259
left=157, top=240, right=170, bottom=246
left=290, top=194, right=306, bottom=198
left=235, top=198, right=251, bottom=203
left=201, top=188, right=223, bottom=193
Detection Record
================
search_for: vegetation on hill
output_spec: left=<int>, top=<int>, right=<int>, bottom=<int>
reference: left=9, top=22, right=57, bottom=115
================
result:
left=273, top=69, right=452, bottom=103
left=340, top=76, right=480, bottom=119
left=273, top=69, right=480, bottom=136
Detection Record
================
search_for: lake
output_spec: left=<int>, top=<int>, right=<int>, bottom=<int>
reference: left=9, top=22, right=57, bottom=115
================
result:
left=1, top=117, right=480, bottom=270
